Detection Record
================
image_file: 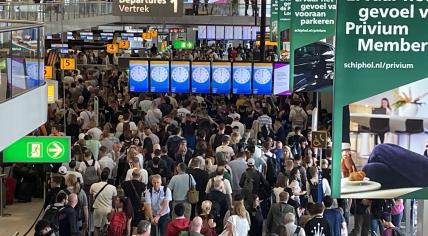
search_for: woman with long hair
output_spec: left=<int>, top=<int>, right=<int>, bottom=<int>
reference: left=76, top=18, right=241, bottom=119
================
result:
left=109, top=196, right=133, bottom=236
left=273, top=174, right=289, bottom=203
left=288, top=168, right=307, bottom=204
left=246, top=194, right=263, bottom=236
left=223, top=198, right=250, bottom=236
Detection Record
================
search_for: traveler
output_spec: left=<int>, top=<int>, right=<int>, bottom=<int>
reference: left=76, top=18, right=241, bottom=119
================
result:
left=90, top=168, right=117, bottom=236
left=304, top=203, right=332, bottom=236
left=121, top=169, right=146, bottom=231
left=135, top=220, right=151, bottom=236
left=144, top=174, right=172, bottom=236
left=179, top=217, right=204, bottom=236
left=166, top=203, right=191, bottom=236
left=323, top=196, right=345, bottom=236
left=284, top=213, right=305, bottom=236
left=267, top=191, right=294, bottom=234
left=168, top=163, right=196, bottom=219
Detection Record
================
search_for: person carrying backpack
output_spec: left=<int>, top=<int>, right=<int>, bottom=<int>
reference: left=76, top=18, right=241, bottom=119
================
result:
left=42, top=192, right=78, bottom=236
left=262, top=139, right=278, bottom=187
left=210, top=123, right=226, bottom=151
left=108, top=196, right=133, bottom=236
left=78, top=150, right=101, bottom=194
left=287, top=127, right=305, bottom=158
left=289, top=101, right=307, bottom=130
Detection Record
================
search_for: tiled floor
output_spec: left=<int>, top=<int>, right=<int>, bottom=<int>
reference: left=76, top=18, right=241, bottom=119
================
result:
left=0, top=198, right=43, bottom=236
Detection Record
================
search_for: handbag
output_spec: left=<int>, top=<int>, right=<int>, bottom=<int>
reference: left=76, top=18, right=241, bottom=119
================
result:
left=187, top=174, right=199, bottom=204
left=219, top=215, right=236, bottom=236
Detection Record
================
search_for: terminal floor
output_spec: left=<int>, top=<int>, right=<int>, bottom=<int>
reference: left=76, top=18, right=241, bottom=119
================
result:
left=0, top=198, right=43, bottom=236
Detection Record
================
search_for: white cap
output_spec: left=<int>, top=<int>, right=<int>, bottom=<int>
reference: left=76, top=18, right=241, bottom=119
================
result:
left=58, top=166, right=67, bottom=175
left=247, top=158, right=255, bottom=166
left=342, top=143, right=351, bottom=151
left=78, top=133, right=86, bottom=140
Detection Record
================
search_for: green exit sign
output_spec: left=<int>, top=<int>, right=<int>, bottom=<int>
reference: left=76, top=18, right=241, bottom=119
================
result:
left=173, top=40, right=193, bottom=49
left=3, top=136, right=71, bottom=163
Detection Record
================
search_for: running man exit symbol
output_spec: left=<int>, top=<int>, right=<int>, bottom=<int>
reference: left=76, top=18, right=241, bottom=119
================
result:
left=27, top=143, right=42, bottom=158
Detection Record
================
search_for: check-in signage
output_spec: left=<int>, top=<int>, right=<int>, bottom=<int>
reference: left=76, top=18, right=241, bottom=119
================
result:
left=60, top=58, right=75, bottom=70
left=44, top=66, right=53, bottom=79
left=113, top=0, right=183, bottom=17
left=3, top=136, right=71, bottom=163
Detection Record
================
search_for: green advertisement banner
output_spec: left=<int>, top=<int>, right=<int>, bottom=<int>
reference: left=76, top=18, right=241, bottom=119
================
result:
left=270, top=0, right=279, bottom=42
left=333, top=0, right=428, bottom=199
left=3, top=136, right=71, bottom=163
left=289, top=0, right=336, bottom=91
left=278, top=0, right=291, bottom=54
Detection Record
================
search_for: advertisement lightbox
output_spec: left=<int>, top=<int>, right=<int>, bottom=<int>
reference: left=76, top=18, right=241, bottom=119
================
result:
left=150, top=61, right=170, bottom=92
left=212, top=62, right=231, bottom=94
left=129, top=60, right=149, bottom=92
left=171, top=61, right=190, bottom=93
left=232, top=62, right=252, bottom=94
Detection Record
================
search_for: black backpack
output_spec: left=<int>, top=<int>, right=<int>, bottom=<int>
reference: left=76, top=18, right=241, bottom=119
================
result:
left=212, top=133, right=224, bottom=150
left=42, top=204, right=65, bottom=233
left=265, top=153, right=278, bottom=186
left=391, top=227, right=405, bottom=236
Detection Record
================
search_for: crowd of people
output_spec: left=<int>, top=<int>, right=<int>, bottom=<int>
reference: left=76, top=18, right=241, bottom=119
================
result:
left=0, top=47, right=403, bottom=236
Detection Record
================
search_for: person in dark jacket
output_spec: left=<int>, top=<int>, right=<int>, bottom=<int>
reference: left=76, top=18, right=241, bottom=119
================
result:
left=121, top=170, right=146, bottom=229
left=44, top=175, right=63, bottom=208
left=349, top=199, right=370, bottom=236
left=266, top=191, right=294, bottom=234
left=246, top=194, right=264, bottom=236
left=187, top=157, right=209, bottom=218
left=205, top=178, right=229, bottom=234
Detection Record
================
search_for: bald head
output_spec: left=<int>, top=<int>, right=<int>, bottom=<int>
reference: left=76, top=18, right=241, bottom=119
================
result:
left=190, top=216, right=203, bottom=233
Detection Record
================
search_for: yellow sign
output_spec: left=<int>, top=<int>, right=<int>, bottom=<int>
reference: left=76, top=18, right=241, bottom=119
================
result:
left=60, top=58, right=75, bottom=70
left=142, top=32, right=151, bottom=40
left=312, top=131, right=328, bottom=149
left=119, top=40, right=130, bottom=49
left=44, top=66, right=53, bottom=79
left=46, top=80, right=58, bottom=104
left=106, top=44, right=119, bottom=54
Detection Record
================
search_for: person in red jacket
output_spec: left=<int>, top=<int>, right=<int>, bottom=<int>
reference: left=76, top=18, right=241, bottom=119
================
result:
left=166, top=203, right=190, bottom=236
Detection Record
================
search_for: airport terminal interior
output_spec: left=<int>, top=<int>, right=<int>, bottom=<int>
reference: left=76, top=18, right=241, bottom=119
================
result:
left=1, top=0, right=428, bottom=236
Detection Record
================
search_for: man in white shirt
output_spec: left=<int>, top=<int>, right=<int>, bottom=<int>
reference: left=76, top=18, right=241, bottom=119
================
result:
left=231, top=115, right=245, bottom=137
left=177, top=100, right=192, bottom=122
left=215, top=135, right=235, bottom=160
left=86, top=121, right=103, bottom=141
left=79, top=105, right=94, bottom=131
left=98, top=146, right=116, bottom=180
left=125, top=156, right=149, bottom=185
left=90, top=169, right=117, bottom=236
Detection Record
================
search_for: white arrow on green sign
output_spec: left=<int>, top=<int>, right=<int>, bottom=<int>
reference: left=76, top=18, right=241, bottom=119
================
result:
left=4, top=136, right=70, bottom=163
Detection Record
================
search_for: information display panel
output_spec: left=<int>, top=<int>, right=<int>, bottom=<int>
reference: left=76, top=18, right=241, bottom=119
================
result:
left=191, top=61, right=211, bottom=93
left=234, top=26, right=243, bottom=40
left=273, top=62, right=291, bottom=95
left=253, top=63, right=273, bottom=94
left=232, top=62, right=252, bottom=94
left=129, top=60, right=149, bottom=92
left=225, top=26, right=234, bottom=40
left=216, top=26, right=225, bottom=40
left=198, top=26, right=207, bottom=39
left=150, top=61, right=170, bottom=92
left=171, top=61, right=190, bottom=93
left=243, top=26, right=252, bottom=40
left=207, top=26, right=216, bottom=39
left=212, top=62, right=231, bottom=94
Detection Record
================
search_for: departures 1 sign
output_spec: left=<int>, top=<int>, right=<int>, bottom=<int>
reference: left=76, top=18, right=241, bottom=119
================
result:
left=113, top=0, right=183, bottom=17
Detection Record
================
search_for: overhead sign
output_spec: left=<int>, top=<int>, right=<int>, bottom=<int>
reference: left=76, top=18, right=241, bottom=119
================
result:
left=3, top=136, right=71, bottom=163
left=60, top=58, right=75, bottom=70
left=173, top=40, right=194, bottom=49
left=289, top=0, right=336, bottom=91
left=119, top=40, right=130, bottom=49
left=106, top=44, right=119, bottom=54
left=44, top=66, right=53, bottom=79
left=312, top=131, right=328, bottom=149
left=332, top=0, right=428, bottom=199
left=47, top=80, right=58, bottom=104
left=113, top=0, right=183, bottom=17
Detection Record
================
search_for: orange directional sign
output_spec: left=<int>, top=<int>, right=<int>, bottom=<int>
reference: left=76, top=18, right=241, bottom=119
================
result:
left=60, top=58, right=75, bottom=70
left=106, top=44, right=119, bottom=54
left=44, top=66, right=53, bottom=79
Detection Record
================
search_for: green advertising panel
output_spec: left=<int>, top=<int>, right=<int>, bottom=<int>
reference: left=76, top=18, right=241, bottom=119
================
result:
left=333, top=0, right=428, bottom=199
left=289, top=0, right=336, bottom=91
left=270, top=0, right=279, bottom=42
left=278, top=0, right=291, bottom=53
left=3, top=136, right=71, bottom=163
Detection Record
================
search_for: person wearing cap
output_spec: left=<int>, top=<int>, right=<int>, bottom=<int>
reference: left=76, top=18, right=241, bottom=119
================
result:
left=231, top=114, right=245, bottom=137
left=341, top=143, right=357, bottom=178
left=240, top=158, right=270, bottom=202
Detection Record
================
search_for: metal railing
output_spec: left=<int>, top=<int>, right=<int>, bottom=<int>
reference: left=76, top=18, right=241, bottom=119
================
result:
left=0, top=1, right=112, bottom=22
left=0, top=20, right=44, bottom=103
left=184, top=2, right=271, bottom=17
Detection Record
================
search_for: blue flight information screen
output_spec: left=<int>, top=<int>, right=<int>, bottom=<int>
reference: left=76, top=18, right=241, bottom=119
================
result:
left=232, top=62, right=252, bottom=94
left=25, top=59, right=44, bottom=84
left=253, top=63, right=273, bottom=94
left=171, top=61, right=190, bottom=93
left=212, top=62, right=231, bottom=94
left=191, top=62, right=211, bottom=93
left=150, top=61, right=170, bottom=92
left=129, top=60, right=149, bottom=92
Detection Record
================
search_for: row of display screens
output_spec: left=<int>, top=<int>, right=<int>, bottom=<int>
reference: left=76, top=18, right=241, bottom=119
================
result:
left=129, top=61, right=291, bottom=95
left=197, top=26, right=261, bottom=40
